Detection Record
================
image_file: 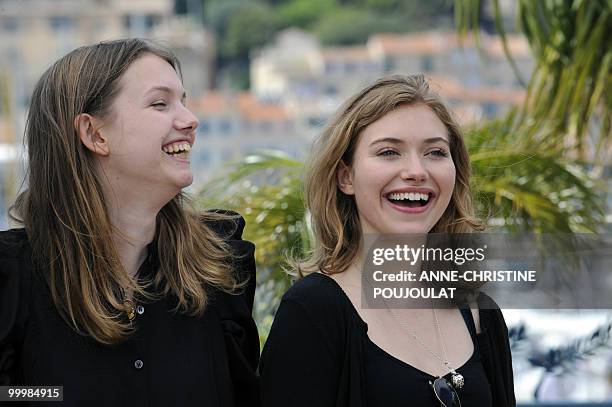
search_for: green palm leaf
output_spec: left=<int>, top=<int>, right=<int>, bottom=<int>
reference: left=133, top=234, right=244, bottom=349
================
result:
left=198, top=151, right=307, bottom=343
left=455, top=0, right=612, bottom=161
left=468, top=118, right=605, bottom=233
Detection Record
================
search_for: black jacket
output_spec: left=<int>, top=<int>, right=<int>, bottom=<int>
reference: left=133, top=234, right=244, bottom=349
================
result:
left=0, top=214, right=259, bottom=407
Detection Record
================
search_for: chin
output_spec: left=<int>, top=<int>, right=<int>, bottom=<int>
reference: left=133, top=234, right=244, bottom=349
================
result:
left=365, top=223, right=431, bottom=235
left=175, top=173, right=194, bottom=189
left=393, top=227, right=431, bottom=235
left=385, top=220, right=436, bottom=235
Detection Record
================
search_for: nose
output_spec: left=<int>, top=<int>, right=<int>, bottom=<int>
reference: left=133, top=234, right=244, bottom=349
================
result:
left=399, top=156, right=428, bottom=183
left=174, top=104, right=199, bottom=133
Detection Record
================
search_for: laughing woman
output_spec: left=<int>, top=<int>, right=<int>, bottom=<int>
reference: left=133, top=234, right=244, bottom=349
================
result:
left=0, top=39, right=259, bottom=406
left=259, top=75, right=515, bottom=406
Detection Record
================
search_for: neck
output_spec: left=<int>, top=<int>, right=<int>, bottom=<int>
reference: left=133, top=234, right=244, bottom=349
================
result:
left=104, top=189, right=163, bottom=279
left=96, top=158, right=179, bottom=278
left=113, top=213, right=157, bottom=279
left=337, top=244, right=439, bottom=310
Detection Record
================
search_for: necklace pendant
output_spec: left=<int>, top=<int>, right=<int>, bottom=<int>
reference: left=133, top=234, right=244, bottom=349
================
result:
left=451, top=372, right=464, bottom=389
left=124, top=299, right=136, bottom=322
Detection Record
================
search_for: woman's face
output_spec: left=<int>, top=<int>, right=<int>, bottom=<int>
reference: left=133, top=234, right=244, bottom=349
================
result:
left=98, top=53, right=199, bottom=199
left=337, top=103, right=456, bottom=235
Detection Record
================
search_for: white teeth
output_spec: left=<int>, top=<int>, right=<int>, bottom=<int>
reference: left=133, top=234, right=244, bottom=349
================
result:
left=163, top=142, right=192, bottom=154
left=388, top=192, right=430, bottom=201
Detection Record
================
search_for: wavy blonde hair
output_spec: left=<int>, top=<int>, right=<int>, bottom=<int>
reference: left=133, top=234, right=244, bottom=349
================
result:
left=10, top=39, right=239, bottom=344
left=298, top=74, right=483, bottom=276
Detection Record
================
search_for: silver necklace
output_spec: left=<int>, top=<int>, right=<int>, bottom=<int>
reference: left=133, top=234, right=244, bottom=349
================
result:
left=388, top=305, right=465, bottom=389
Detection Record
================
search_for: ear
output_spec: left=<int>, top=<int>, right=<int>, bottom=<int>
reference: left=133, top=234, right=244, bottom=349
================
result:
left=74, top=113, right=109, bottom=156
left=337, top=160, right=355, bottom=195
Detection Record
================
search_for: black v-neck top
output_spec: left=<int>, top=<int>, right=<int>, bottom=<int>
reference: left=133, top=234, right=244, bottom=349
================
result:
left=260, top=272, right=515, bottom=407
left=0, top=214, right=260, bottom=407
left=364, top=306, right=492, bottom=406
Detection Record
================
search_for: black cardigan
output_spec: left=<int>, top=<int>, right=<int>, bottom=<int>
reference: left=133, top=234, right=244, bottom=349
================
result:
left=260, top=272, right=515, bottom=407
left=0, top=214, right=260, bottom=407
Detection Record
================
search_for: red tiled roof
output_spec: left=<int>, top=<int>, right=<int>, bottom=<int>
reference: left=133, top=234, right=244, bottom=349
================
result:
left=427, top=74, right=526, bottom=104
left=189, top=91, right=288, bottom=122
left=188, top=92, right=229, bottom=114
left=370, top=32, right=451, bottom=54
left=321, top=46, right=371, bottom=61
left=237, top=92, right=287, bottom=121
left=369, top=32, right=530, bottom=57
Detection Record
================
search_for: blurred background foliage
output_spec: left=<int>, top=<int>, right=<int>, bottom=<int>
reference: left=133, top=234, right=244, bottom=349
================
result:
left=199, top=151, right=308, bottom=342
left=199, top=0, right=611, bottom=344
left=203, top=0, right=454, bottom=88
left=456, top=0, right=611, bottom=163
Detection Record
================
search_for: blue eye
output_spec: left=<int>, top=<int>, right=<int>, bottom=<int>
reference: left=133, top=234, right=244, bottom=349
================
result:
left=379, top=149, right=399, bottom=156
left=429, top=149, right=448, bottom=157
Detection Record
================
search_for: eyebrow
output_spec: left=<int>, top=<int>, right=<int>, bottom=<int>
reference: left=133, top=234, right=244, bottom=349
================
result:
left=145, top=85, right=187, bottom=102
left=369, top=136, right=450, bottom=147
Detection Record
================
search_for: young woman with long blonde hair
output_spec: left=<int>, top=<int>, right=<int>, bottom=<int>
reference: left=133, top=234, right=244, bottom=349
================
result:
left=260, top=74, right=515, bottom=406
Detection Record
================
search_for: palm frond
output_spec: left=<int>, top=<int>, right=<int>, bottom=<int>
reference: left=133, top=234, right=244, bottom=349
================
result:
left=455, top=0, right=612, bottom=160
left=467, top=119, right=606, bottom=233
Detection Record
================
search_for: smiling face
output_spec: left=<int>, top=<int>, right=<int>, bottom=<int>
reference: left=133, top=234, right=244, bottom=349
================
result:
left=337, top=103, right=456, bottom=235
left=97, top=53, right=199, bottom=200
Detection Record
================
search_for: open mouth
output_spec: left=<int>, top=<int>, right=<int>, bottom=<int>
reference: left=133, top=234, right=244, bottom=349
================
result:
left=162, top=141, right=191, bottom=160
left=386, top=192, right=433, bottom=208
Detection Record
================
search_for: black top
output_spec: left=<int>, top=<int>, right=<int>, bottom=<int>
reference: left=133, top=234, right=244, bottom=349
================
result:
left=260, top=272, right=515, bottom=407
left=364, top=309, right=492, bottom=406
left=0, top=214, right=260, bottom=407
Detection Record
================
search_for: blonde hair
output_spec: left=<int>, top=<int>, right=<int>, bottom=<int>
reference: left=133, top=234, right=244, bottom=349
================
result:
left=298, top=74, right=483, bottom=276
left=10, top=39, right=239, bottom=344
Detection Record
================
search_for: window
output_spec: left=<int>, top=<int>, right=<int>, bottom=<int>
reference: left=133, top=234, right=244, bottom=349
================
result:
left=2, top=18, right=18, bottom=33
left=307, top=116, right=324, bottom=128
left=198, top=121, right=210, bottom=136
left=482, top=102, right=498, bottom=117
left=219, top=119, right=232, bottom=134
left=344, top=62, right=357, bottom=74
left=325, top=62, right=337, bottom=74
left=421, top=55, right=433, bottom=72
left=144, top=14, right=161, bottom=30
left=384, top=56, right=395, bottom=72
left=124, top=14, right=159, bottom=35
left=324, top=85, right=337, bottom=96
left=194, top=150, right=211, bottom=166
left=49, top=16, right=75, bottom=32
left=259, top=121, right=272, bottom=133
left=368, top=62, right=381, bottom=73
